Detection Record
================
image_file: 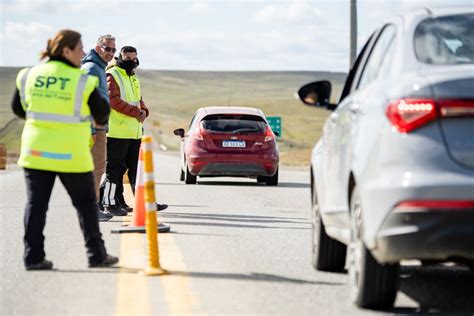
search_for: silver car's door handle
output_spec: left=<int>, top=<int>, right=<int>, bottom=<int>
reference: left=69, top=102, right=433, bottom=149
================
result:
left=350, top=104, right=361, bottom=114
left=330, top=112, right=339, bottom=122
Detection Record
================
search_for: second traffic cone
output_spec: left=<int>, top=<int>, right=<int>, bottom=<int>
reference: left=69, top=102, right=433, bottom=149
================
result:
left=111, top=145, right=170, bottom=234
left=130, top=147, right=146, bottom=227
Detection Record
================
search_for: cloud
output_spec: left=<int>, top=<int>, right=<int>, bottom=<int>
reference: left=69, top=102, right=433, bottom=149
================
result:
left=255, top=0, right=321, bottom=24
left=0, top=21, right=54, bottom=65
left=114, top=26, right=349, bottom=71
left=2, top=21, right=54, bottom=40
left=69, top=0, right=121, bottom=13
left=189, top=2, right=212, bottom=14
left=2, top=0, right=121, bottom=14
left=1, top=0, right=57, bottom=14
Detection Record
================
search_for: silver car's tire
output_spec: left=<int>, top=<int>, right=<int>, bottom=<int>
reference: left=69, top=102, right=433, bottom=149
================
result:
left=180, top=169, right=185, bottom=181
left=311, top=183, right=346, bottom=271
left=349, top=185, right=398, bottom=309
left=184, top=164, right=197, bottom=184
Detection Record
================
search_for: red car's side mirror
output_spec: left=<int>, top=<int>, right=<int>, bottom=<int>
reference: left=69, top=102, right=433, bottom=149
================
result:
left=173, top=128, right=185, bottom=138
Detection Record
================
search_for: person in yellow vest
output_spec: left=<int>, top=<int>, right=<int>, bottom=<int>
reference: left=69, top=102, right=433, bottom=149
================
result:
left=10, top=29, right=118, bottom=270
left=100, top=46, right=167, bottom=214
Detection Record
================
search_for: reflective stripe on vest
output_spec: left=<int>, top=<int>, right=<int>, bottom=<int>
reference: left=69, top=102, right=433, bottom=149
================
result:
left=22, top=74, right=91, bottom=124
left=25, top=149, right=72, bottom=160
left=106, top=67, right=142, bottom=139
left=17, top=61, right=96, bottom=173
left=109, top=68, right=140, bottom=106
left=20, top=68, right=32, bottom=109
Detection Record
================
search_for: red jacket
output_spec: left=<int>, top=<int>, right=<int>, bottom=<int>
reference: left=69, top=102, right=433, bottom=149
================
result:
left=106, top=73, right=150, bottom=118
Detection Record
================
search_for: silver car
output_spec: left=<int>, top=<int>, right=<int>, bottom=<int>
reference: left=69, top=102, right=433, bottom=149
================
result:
left=297, top=7, right=474, bottom=309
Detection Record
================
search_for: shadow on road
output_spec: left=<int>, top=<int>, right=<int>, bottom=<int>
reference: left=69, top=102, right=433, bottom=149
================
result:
left=53, top=267, right=122, bottom=273
left=163, top=221, right=310, bottom=230
left=397, top=265, right=474, bottom=314
left=159, top=211, right=310, bottom=230
left=194, top=180, right=309, bottom=188
left=167, top=204, right=208, bottom=208
left=160, top=212, right=309, bottom=224
left=54, top=267, right=341, bottom=286
left=164, top=270, right=343, bottom=286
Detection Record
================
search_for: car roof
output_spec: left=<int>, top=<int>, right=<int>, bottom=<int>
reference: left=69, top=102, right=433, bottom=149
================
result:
left=427, top=6, right=474, bottom=17
left=198, top=106, right=264, bottom=116
left=391, top=6, right=473, bottom=25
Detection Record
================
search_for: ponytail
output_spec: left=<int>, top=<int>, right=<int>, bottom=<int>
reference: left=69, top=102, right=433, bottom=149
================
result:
left=39, top=29, right=81, bottom=60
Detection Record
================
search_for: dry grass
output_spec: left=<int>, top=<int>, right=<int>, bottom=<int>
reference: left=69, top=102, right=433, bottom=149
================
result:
left=0, top=67, right=345, bottom=166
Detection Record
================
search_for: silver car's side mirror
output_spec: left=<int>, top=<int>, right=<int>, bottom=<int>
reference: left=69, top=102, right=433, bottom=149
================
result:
left=296, top=80, right=336, bottom=109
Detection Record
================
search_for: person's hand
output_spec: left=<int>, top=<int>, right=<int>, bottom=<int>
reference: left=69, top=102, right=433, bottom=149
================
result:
left=89, top=135, right=96, bottom=149
left=137, top=110, right=146, bottom=122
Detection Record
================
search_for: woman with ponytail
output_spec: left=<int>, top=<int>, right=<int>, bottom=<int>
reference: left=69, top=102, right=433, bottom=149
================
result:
left=11, top=29, right=118, bottom=270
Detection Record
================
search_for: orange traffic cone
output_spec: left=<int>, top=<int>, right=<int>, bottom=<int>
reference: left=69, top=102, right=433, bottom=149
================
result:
left=111, top=145, right=170, bottom=234
left=130, top=148, right=146, bottom=226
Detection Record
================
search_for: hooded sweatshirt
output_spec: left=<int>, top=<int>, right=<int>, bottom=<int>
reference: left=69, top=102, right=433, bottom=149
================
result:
left=81, top=49, right=109, bottom=106
left=81, top=49, right=110, bottom=133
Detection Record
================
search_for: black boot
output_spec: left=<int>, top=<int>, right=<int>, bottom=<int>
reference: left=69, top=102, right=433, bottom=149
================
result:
left=25, top=259, right=53, bottom=270
left=104, top=205, right=127, bottom=216
left=89, top=254, right=119, bottom=268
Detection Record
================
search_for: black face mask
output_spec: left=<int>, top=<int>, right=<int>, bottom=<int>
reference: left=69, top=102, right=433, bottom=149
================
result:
left=117, top=55, right=139, bottom=74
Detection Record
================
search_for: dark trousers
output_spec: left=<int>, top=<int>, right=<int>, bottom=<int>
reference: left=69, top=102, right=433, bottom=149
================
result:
left=100, top=137, right=141, bottom=206
left=23, top=168, right=107, bottom=265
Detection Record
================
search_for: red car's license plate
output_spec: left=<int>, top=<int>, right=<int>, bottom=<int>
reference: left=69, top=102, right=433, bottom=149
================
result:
left=222, top=140, right=246, bottom=148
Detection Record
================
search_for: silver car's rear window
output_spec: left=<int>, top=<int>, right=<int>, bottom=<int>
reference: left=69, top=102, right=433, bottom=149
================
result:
left=414, top=13, right=474, bottom=65
left=201, top=114, right=266, bottom=134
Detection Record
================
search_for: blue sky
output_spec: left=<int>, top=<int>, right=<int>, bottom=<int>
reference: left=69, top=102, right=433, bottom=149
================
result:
left=0, top=0, right=472, bottom=71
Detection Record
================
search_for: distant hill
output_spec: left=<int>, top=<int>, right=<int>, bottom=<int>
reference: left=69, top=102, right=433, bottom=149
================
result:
left=0, top=67, right=346, bottom=166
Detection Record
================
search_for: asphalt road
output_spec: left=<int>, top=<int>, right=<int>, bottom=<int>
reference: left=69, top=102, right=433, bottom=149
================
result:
left=1, top=151, right=473, bottom=315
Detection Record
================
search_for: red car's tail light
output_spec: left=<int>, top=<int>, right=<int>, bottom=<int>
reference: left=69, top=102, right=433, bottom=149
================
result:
left=394, top=200, right=474, bottom=212
left=190, top=127, right=206, bottom=149
left=385, top=98, right=436, bottom=133
left=264, top=126, right=275, bottom=142
left=438, top=99, right=474, bottom=117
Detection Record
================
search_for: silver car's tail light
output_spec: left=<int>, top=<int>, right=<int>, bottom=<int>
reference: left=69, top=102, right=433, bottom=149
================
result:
left=438, top=99, right=474, bottom=117
left=394, top=200, right=474, bottom=212
left=386, top=98, right=474, bottom=133
left=385, top=98, right=436, bottom=133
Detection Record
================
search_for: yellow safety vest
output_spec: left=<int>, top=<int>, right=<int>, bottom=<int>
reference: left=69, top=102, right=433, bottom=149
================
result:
left=106, top=66, right=143, bottom=139
left=16, top=61, right=99, bottom=173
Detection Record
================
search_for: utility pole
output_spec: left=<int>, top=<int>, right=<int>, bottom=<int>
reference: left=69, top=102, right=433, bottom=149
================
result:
left=350, top=0, right=358, bottom=68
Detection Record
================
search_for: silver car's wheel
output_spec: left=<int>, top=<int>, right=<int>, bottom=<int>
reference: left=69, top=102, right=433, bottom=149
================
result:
left=180, top=169, right=185, bottom=181
left=349, top=185, right=399, bottom=309
left=311, top=182, right=346, bottom=271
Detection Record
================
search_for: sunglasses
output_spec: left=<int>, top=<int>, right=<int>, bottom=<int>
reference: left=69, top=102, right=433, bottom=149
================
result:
left=101, top=46, right=117, bottom=53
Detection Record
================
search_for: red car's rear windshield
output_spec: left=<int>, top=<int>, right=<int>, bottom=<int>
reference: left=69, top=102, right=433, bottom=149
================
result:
left=201, top=114, right=267, bottom=134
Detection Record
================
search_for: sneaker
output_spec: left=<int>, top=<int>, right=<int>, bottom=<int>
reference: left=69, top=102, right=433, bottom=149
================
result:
left=104, top=205, right=128, bottom=216
left=98, top=209, right=113, bottom=222
left=156, top=203, right=168, bottom=211
left=120, top=202, right=133, bottom=213
left=25, top=259, right=53, bottom=270
left=89, top=254, right=119, bottom=268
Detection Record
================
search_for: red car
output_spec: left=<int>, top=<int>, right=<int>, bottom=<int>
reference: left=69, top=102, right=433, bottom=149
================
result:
left=174, top=106, right=279, bottom=185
